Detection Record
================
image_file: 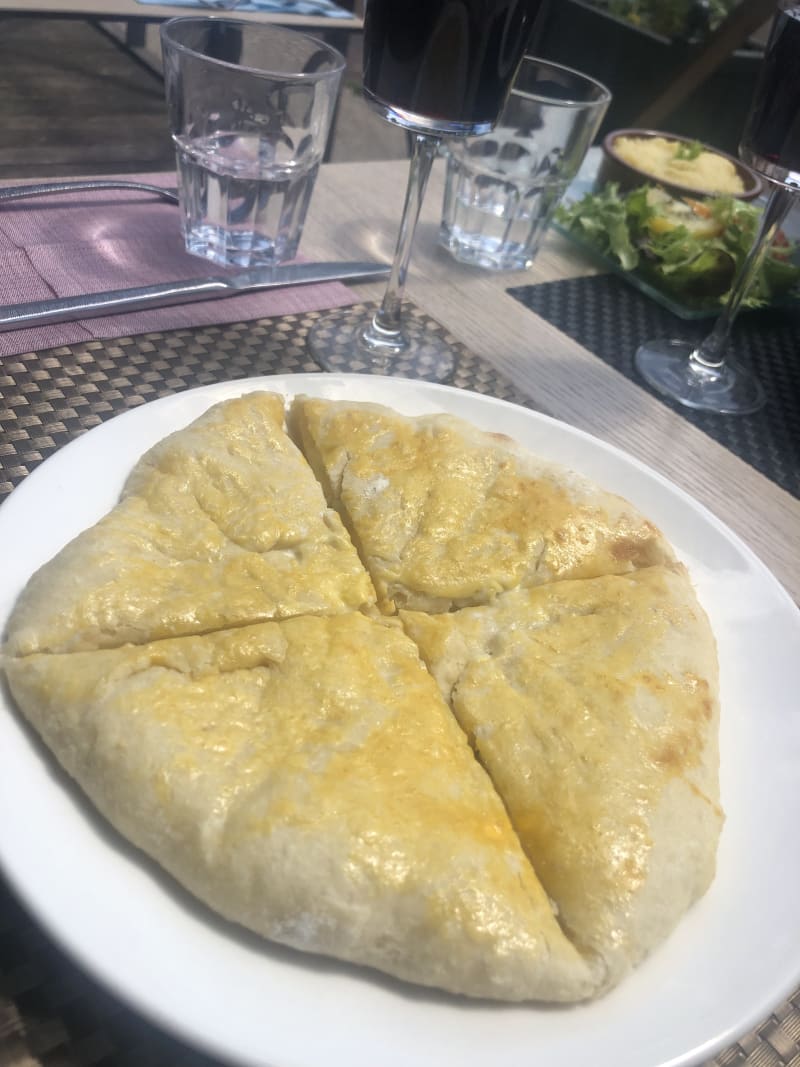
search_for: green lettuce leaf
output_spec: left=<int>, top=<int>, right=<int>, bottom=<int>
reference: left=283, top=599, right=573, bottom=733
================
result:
left=555, top=183, right=643, bottom=270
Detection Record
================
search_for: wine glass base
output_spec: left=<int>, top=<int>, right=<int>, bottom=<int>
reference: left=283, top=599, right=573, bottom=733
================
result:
left=635, top=339, right=766, bottom=415
left=307, top=306, right=456, bottom=383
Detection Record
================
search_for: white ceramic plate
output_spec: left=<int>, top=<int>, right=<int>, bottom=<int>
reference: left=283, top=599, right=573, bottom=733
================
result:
left=1, top=374, right=799, bottom=1067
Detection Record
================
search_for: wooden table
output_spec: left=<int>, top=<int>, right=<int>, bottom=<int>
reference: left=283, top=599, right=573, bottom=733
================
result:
left=306, top=157, right=799, bottom=605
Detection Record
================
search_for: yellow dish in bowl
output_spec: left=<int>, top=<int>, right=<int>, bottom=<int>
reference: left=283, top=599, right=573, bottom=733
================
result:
left=598, top=129, right=762, bottom=200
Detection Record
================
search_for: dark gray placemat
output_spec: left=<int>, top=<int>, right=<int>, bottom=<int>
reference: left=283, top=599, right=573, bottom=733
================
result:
left=507, top=275, right=800, bottom=500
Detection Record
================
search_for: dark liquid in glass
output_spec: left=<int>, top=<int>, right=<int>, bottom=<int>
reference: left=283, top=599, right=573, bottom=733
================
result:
left=363, top=0, right=546, bottom=127
left=742, top=4, right=800, bottom=172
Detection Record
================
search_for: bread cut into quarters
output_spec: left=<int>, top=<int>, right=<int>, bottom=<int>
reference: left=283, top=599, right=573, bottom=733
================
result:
left=1, top=391, right=723, bottom=1002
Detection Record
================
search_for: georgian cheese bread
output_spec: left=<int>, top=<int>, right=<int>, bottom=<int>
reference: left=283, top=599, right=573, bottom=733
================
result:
left=292, top=397, right=675, bottom=613
left=5, top=393, right=375, bottom=656
left=3, top=612, right=599, bottom=1002
left=400, top=565, right=723, bottom=987
left=1, top=390, right=723, bottom=1002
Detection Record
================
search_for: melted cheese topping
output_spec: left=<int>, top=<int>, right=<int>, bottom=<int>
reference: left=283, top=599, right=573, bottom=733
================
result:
left=401, top=565, right=722, bottom=983
left=4, top=613, right=598, bottom=1001
left=6, top=393, right=375, bottom=655
left=294, top=398, right=673, bottom=612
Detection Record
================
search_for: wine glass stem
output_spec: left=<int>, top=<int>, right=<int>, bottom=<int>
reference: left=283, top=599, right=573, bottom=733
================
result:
left=692, top=183, right=795, bottom=370
left=370, top=133, right=440, bottom=339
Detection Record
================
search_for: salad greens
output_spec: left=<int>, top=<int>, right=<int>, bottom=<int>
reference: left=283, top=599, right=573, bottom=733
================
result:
left=554, top=183, right=800, bottom=310
left=602, top=0, right=745, bottom=39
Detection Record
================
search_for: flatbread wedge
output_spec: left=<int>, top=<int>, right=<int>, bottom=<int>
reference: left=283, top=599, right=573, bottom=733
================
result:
left=5, top=393, right=375, bottom=656
left=291, top=397, right=675, bottom=613
left=3, top=612, right=600, bottom=1002
left=401, top=564, right=723, bottom=989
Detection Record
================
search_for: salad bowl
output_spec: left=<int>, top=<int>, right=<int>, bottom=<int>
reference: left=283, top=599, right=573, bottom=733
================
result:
left=554, top=180, right=799, bottom=319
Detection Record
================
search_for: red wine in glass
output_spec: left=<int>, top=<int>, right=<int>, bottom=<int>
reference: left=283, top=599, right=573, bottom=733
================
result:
left=635, top=0, right=800, bottom=414
left=363, top=0, right=547, bottom=134
left=740, top=3, right=800, bottom=183
left=308, top=0, right=548, bottom=379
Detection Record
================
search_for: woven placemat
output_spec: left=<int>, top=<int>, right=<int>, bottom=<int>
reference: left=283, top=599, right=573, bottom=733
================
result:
left=1, top=305, right=798, bottom=1067
left=0, top=304, right=533, bottom=498
left=507, top=275, right=800, bottom=500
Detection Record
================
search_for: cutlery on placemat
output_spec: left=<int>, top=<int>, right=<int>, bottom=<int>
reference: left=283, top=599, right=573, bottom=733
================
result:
left=0, top=261, right=391, bottom=332
left=0, top=180, right=180, bottom=205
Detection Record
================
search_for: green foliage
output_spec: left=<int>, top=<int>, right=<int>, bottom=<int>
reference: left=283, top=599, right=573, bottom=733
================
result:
left=598, top=0, right=738, bottom=38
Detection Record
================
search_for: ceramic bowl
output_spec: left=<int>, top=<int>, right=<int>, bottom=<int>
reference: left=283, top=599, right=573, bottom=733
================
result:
left=597, top=128, right=763, bottom=200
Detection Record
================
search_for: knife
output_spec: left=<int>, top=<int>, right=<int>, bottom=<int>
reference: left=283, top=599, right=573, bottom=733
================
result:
left=0, top=261, right=390, bottom=332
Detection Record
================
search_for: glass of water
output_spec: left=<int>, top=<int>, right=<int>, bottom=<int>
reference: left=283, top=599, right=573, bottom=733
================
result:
left=160, top=17, right=344, bottom=269
left=439, top=57, right=610, bottom=272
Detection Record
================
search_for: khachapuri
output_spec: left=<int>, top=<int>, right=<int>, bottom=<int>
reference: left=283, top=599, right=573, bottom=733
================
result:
left=1, top=392, right=722, bottom=1002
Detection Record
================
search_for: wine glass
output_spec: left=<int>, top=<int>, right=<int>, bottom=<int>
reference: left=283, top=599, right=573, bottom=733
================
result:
left=307, top=0, right=549, bottom=380
left=634, top=0, right=800, bottom=415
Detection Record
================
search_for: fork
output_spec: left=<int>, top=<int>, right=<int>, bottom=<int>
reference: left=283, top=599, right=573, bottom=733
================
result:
left=0, top=179, right=179, bottom=205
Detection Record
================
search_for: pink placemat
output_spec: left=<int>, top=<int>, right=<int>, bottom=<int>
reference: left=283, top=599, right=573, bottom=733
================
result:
left=0, top=171, right=359, bottom=358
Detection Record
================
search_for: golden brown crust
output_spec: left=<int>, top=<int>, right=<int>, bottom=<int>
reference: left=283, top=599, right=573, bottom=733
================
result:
left=4, top=393, right=375, bottom=656
left=292, top=397, right=675, bottom=613
left=4, top=613, right=599, bottom=1002
left=401, top=564, right=723, bottom=987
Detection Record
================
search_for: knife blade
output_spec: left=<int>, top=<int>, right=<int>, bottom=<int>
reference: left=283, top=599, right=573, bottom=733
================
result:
left=0, top=261, right=391, bottom=333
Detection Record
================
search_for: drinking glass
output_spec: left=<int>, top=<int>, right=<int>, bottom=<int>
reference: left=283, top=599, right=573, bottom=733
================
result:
left=160, top=17, right=344, bottom=270
left=439, top=57, right=611, bottom=272
left=634, top=0, right=800, bottom=415
left=307, top=0, right=549, bottom=380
